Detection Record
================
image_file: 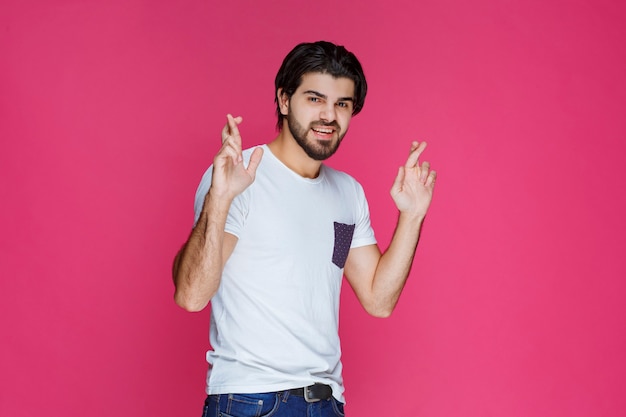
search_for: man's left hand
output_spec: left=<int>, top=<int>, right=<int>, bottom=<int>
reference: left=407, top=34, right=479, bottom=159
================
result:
left=390, top=141, right=436, bottom=218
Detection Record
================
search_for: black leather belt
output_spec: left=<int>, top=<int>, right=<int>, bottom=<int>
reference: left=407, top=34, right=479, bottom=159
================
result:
left=290, top=383, right=333, bottom=402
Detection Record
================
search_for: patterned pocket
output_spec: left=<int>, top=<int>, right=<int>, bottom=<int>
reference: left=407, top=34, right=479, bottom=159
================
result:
left=332, top=222, right=355, bottom=268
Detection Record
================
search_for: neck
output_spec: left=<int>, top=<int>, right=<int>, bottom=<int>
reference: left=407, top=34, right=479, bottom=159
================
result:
left=268, top=128, right=323, bottom=179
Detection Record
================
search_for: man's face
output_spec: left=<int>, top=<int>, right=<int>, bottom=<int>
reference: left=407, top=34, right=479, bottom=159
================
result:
left=281, top=72, right=355, bottom=160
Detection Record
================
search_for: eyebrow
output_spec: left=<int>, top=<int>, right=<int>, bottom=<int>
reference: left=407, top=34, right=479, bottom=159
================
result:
left=303, top=90, right=354, bottom=102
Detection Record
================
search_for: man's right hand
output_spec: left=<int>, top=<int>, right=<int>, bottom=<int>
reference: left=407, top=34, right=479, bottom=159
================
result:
left=211, top=114, right=264, bottom=200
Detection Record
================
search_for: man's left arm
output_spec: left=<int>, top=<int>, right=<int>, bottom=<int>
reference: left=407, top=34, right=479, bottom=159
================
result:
left=344, top=141, right=436, bottom=318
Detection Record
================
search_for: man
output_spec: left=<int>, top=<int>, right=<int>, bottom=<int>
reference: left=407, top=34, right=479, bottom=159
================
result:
left=173, top=41, right=436, bottom=416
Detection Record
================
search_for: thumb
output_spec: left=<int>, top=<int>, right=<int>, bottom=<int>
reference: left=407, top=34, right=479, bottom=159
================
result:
left=390, top=166, right=404, bottom=196
left=246, top=147, right=264, bottom=178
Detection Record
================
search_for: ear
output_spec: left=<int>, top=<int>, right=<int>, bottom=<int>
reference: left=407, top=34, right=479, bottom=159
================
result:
left=277, top=88, right=289, bottom=116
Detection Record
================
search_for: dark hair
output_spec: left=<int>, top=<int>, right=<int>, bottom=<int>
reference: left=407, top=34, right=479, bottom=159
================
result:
left=274, top=41, right=367, bottom=130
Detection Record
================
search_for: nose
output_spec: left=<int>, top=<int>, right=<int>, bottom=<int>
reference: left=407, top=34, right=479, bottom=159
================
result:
left=319, top=103, right=336, bottom=122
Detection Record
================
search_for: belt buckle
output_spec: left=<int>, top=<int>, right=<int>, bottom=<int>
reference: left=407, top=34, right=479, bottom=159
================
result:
left=303, top=384, right=321, bottom=403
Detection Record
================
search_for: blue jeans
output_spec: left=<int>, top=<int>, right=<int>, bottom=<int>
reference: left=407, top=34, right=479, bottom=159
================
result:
left=201, top=391, right=345, bottom=417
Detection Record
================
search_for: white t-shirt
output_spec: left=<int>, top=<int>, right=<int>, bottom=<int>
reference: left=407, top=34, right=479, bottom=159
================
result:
left=193, top=144, right=377, bottom=402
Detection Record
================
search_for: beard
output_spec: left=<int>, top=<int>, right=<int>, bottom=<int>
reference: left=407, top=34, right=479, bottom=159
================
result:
left=287, top=111, right=346, bottom=161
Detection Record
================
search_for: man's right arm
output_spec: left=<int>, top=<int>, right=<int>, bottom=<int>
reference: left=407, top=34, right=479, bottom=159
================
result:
left=172, top=114, right=263, bottom=312
left=173, top=190, right=238, bottom=312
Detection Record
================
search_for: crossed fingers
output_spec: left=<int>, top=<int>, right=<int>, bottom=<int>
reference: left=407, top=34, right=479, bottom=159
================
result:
left=220, top=114, right=243, bottom=164
left=406, top=141, right=436, bottom=187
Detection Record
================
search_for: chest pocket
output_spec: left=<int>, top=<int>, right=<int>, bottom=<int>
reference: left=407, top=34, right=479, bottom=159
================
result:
left=332, top=222, right=355, bottom=268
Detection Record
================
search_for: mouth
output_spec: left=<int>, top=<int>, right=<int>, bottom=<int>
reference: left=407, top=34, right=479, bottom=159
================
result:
left=311, top=126, right=337, bottom=140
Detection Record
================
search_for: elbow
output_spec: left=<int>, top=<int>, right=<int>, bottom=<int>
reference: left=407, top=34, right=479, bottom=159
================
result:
left=368, top=306, right=394, bottom=318
left=174, top=290, right=209, bottom=312
left=172, top=269, right=214, bottom=312
left=363, top=300, right=396, bottom=318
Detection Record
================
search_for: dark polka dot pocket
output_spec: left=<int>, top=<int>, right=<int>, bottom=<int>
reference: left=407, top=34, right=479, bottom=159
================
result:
left=332, top=222, right=355, bottom=268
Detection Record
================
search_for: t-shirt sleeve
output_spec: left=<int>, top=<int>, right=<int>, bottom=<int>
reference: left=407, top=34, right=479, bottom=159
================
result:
left=350, top=181, right=377, bottom=248
left=193, top=166, right=213, bottom=226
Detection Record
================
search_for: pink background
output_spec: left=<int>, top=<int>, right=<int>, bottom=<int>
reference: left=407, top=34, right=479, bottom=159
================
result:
left=2, top=0, right=625, bottom=416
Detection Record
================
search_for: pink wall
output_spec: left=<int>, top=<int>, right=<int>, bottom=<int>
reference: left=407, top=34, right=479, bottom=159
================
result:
left=2, top=1, right=625, bottom=416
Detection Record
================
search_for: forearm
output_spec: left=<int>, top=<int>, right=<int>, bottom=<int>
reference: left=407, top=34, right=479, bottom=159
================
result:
left=173, top=191, right=231, bottom=312
left=369, top=212, right=425, bottom=316
left=349, top=141, right=435, bottom=317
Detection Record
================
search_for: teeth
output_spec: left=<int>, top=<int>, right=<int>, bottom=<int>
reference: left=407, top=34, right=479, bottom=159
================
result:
left=313, top=128, right=333, bottom=134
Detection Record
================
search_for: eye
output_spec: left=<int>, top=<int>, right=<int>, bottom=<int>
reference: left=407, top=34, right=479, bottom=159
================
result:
left=337, top=102, right=347, bottom=108
left=309, top=97, right=320, bottom=103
